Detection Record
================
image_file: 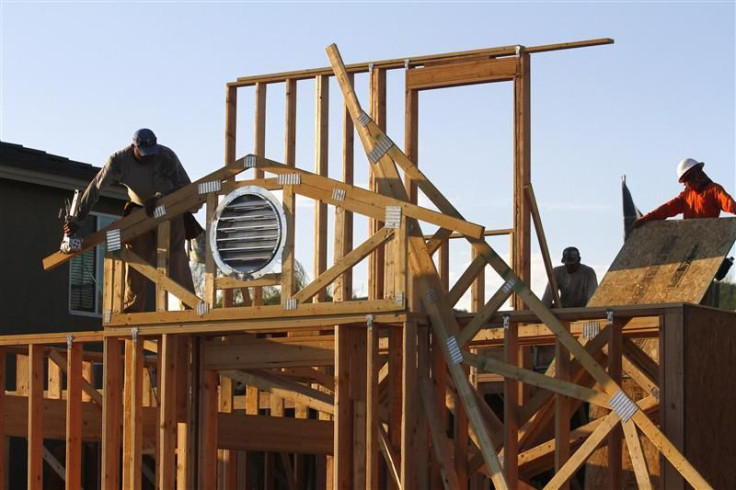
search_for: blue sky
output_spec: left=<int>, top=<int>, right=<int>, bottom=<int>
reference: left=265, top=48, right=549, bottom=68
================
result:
left=1, top=1, right=735, bottom=304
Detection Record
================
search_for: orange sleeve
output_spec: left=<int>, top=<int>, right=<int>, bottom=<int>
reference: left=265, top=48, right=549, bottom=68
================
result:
left=642, top=192, right=686, bottom=221
left=715, top=184, right=736, bottom=215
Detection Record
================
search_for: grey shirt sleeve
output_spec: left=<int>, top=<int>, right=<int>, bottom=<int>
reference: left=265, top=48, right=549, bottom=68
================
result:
left=584, top=268, right=599, bottom=304
left=75, top=154, right=121, bottom=222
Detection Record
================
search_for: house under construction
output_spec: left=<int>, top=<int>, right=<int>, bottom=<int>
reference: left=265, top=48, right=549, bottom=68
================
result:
left=1, top=38, right=734, bottom=489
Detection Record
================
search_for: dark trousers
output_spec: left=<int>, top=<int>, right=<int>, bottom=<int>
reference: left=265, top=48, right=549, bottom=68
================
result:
left=123, top=215, right=195, bottom=312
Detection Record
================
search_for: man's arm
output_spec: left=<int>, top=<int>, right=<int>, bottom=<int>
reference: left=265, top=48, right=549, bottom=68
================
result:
left=70, top=156, right=121, bottom=227
left=714, top=184, right=736, bottom=215
left=584, top=267, right=598, bottom=304
left=541, top=283, right=554, bottom=308
left=634, top=193, right=685, bottom=228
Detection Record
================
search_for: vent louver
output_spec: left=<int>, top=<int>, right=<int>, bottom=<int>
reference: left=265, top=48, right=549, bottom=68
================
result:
left=210, top=186, right=287, bottom=279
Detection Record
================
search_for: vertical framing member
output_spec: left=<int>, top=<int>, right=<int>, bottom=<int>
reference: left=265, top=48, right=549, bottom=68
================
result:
left=27, top=344, right=44, bottom=490
left=314, top=74, right=329, bottom=303
left=66, top=340, right=83, bottom=490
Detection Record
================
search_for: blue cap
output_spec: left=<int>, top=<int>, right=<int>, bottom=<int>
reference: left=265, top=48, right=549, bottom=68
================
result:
left=132, top=128, right=159, bottom=156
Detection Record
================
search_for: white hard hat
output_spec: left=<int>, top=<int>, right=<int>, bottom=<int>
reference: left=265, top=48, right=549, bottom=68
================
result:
left=676, top=158, right=704, bottom=182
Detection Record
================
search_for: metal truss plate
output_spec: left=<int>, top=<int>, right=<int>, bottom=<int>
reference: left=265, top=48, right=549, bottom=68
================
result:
left=106, top=229, right=122, bottom=252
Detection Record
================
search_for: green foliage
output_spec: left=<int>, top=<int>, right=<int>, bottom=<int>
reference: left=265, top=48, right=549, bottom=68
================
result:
left=718, top=280, right=736, bottom=310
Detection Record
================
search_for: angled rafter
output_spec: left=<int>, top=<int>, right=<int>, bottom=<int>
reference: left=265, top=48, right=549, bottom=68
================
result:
left=293, top=227, right=394, bottom=304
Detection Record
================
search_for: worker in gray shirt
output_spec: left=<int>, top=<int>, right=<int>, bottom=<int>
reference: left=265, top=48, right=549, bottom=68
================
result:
left=542, top=247, right=598, bottom=308
left=64, top=128, right=196, bottom=312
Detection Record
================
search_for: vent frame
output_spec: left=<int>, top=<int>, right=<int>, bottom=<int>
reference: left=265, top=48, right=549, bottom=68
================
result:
left=209, top=186, right=288, bottom=280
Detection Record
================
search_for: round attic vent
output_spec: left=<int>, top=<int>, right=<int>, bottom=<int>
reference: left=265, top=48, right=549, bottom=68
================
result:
left=210, top=186, right=287, bottom=279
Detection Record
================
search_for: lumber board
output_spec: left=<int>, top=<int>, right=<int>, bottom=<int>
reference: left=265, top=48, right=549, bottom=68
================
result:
left=106, top=298, right=404, bottom=328
left=122, top=339, right=143, bottom=490
left=406, top=57, right=516, bottom=90
left=102, top=338, right=122, bottom=489
left=589, top=217, right=736, bottom=306
left=203, top=335, right=335, bottom=370
left=622, top=420, right=653, bottom=490
left=158, top=334, right=177, bottom=490
left=294, top=227, right=394, bottom=304
left=447, top=254, right=486, bottom=307
left=253, top=156, right=485, bottom=239
left=222, top=369, right=333, bottom=414
left=231, top=38, right=613, bottom=86
left=156, top=220, right=170, bottom=311
left=121, top=247, right=201, bottom=309
left=420, top=377, right=461, bottom=490
left=42, top=161, right=247, bottom=271
left=65, top=342, right=83, bottom=490
left=28, top=344, right=44, bottom=490
left=314, top=74, right=329, bottom=303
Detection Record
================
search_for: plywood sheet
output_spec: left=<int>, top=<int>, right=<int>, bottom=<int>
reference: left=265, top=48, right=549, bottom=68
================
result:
left=589, top=218, right=736, bottom=306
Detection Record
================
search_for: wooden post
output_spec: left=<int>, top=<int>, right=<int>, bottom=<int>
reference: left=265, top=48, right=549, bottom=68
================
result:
left=159, top=334, right=178, bottom=489
left=334, top=72, right=354, bottom=302
left=353, top=325, right=368, bottom=490
left=314, top=74, right=329, bottom=303
left=608, top=318, right=623, bottom=488
left=28, top=345, right=44, bottom=490
left=555, top=321, right=571, bottom=489
left=388, top=326, right=403, bottom=490
left=334, top=325, right=354, bottom=489
left=177, top=336, right=196, bottom=489
left=401, top=320, right=418, bottom=490
left=66, top=341, right=83, bottom=490
left=103, top=337, right=123, bottom=490
left=282, top=78, right=297, bottom=304
left=369, top=67, right=386, bottom=301
left=123, top=338, right=143, bottom=490
left=252, top=81, right=267, bottom=305
left=512, top=49, right=531, bottom=309
left=366, top=319, right=380, bottom=490
left=503, top=317, right=519, bottom=488
left=156, top=221, right=171, bottom=311
left=660, top=309, right=685, bottom=490
left=199, top=368, right=219, bottom=490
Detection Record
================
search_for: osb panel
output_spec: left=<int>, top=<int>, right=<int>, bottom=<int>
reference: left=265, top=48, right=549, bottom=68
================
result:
left=683, top=306, right=736, bottom=490
left=589, top=218, right=736, bottom=306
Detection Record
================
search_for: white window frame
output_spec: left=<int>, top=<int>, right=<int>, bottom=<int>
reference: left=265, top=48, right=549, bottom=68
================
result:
left=68, top=211, right=119, bottom=317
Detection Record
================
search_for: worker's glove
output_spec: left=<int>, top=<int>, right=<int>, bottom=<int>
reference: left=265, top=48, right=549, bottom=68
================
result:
left=144, top=193, right=163, bottom=217
left=64, top=219, right=80, bottom=236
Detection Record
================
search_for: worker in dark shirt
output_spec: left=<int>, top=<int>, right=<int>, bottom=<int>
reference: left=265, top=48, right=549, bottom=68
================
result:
left=64, top=129, right=196, bottom=312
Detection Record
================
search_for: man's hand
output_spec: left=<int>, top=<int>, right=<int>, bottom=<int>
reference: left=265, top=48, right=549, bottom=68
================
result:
left=64, top=220, right=80, bottom=236
left=144, top=193, right=162, bottom=217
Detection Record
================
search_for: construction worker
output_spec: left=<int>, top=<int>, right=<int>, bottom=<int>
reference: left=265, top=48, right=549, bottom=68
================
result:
left=63, top=128, right=197, bottom=312
left=542, top=247, right=598, bottom=308
left=634, top=157, right=736, bottom=226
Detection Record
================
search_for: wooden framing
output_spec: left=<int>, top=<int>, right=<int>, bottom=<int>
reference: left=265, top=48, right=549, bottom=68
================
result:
left=25, top=38, right=724, bottom=490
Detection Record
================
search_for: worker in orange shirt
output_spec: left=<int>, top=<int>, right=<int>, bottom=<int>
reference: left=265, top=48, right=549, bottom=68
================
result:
left=634, top=157, right=736, bottom=227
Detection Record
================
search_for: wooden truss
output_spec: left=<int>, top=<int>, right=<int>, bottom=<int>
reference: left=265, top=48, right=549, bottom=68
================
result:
left=23, top=40, right=720, bottom=489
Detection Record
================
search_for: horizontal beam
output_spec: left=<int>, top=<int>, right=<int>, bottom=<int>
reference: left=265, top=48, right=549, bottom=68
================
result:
left=203, top=336, right=335, bottom=370
left=406, top=57, right=517, bottom=90
left=219, top=413, right=333, bottom=454
left=230, top=38, right=614, bottom=86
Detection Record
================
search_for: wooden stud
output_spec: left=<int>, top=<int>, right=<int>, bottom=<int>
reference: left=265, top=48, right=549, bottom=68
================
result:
left=47, top=350, right=62, bottom=399
left=366, top=319, right=380, bottom=490
left=334, top=72, right=354, bottom=302
left=608, top=318, right=623, bottom=488
left=158, top=334, right=177, bottom=490
left=27, top=344, right=44, bottom=490
left=65, top=341, right=83, bottom=490
left=122, top=338, right=143, bottom=490
left=369, top=66, right=386, bottom=301
left=554, top=319, right=572, bottom=489
left=419, top=377, right=461, bottom=490
left=334, top=324, right=354, bottom=488
left=512, top=50, right=531, bottom=309
left=282, top=78, right=297, bottom=305
left=156, top=221, right=171, bottom=311
left=102, top=337, right=122, bottom=490
left=314, top=74, right=329, bottom=303
left=504, top=319, right=519, bottom=488
left=622, top=420, right=652, bottom=490
left=525, top=183, right=560, bottom=307
left=199, top=369, right=219, bottom=490
left=401, top=320, right=417, bottom=489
